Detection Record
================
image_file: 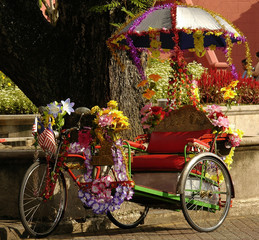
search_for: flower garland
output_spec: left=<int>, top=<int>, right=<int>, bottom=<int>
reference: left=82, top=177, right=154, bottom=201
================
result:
left=72, top=100, right=133, bottom=214
left=76, top=140, right=134, bottom=214
left=206, top=79, right=243, bottom=170
left=206, top=104, right=243, bottom=169
left=168, top=51, right=201, bottom=110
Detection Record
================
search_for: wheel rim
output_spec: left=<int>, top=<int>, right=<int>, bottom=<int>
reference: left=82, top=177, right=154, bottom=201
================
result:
left=107, top=201, right=149, bottom=228
left=19, top=162, right=66, bottom=236
left=181, top=157, right=231, bottom=232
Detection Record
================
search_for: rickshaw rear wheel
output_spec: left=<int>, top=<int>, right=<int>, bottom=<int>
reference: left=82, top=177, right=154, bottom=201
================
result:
left=107, top=202, right=149, bottom=229
left=180, top=155, right=231, bottom=232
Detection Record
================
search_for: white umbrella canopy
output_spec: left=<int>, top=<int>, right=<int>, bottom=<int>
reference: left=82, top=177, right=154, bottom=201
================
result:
left=108, top=3, right=245, bottom=52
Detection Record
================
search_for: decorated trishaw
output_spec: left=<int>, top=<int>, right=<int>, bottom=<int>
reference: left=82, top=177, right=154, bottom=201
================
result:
left=19, top=2, right=249, bottom=238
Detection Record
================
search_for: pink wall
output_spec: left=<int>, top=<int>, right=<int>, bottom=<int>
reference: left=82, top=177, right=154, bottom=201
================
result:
left=192, top=0, right=259, bottom=74
left=155, top=0, right=259, bottom=74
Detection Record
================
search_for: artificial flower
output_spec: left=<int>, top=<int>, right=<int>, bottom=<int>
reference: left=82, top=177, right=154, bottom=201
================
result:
left=61, top=98, right=75, bottom=115
left=107, top=100, right=118, bottom=109
left=137, top=80, right=148, bottom=87
left=91, top=100, right=130, bottom=143
left=143, top=89, right=155, bottom=100
left=148, top=74, right=162, bottom=82
left=47, top=101, right=62, bottom=118
left=140, top=103, right=166, bottom=131
left=78, top=140, right=133, bottom=214
left=91, top=106, right=100, bottom=115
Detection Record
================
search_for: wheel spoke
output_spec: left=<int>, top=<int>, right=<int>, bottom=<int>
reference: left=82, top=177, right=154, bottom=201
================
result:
left=19, top=162, right=67, bottom=237
left=180, top=156, right=231, bottom=232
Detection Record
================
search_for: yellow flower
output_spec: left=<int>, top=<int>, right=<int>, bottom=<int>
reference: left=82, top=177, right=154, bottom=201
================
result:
left=229, top=80, right=239, bottom=88
left=91, top=106, right=100, bottom=115
left=224, top=148, right=235, bottom=169
left=42, top=114, right=55, bottom=128
left=7, top=82, right=11, bottom=87
left=223, top=89, right=237, bottom=100
left=236, top=129, right=244, bottom=139
left=102, top=109, right=111, bottom=115
left=215, top=32, right=223, bottom=36
left=150, top=39, right=161, bottom=49
left=151, top=50, right=160, bottom=58
left=107, top=100, right=118, bottom=109
left=220, top=86, right=229, bottom=92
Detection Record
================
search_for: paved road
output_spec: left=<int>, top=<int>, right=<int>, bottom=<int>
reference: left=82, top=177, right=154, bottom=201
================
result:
left=1, top=214, right=259, bottom=240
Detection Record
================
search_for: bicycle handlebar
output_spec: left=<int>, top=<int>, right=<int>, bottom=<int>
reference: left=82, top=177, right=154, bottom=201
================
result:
left=62, top=127, right=79, bottom=136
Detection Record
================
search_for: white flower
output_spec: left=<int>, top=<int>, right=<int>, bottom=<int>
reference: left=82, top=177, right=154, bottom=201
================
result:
left=61, top=98, right=75, bottom=115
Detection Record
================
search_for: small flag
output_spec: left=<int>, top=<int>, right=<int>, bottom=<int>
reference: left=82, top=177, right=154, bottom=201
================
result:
left=32, top=116, right=38, bottom=134
left=33, top=117, right=57, bottom=154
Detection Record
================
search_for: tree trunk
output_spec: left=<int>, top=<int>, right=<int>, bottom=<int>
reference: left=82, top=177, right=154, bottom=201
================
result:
left=0, top=0, right=144, bottom=138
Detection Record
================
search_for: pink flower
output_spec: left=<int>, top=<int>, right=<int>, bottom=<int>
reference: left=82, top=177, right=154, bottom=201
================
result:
left=140, top=103, right=152, bottom=115
left=207, top=104, right=223, bottom=118
left=98, top=115, right=113, bottom=127
left=229, top=134, right=241, bottom=147
left=142, top=124, right=152, bottom=129
left=217, top=116, right=229, bottom=128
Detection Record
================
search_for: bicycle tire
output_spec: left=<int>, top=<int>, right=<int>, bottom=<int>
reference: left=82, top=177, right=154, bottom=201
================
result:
left=180, top=155, right=231, bottom=232
left=19, top=160, right=67, bottom=237
left=107, top=201, right=149, bottom=229
left=96, top=165, right=149, bottom=229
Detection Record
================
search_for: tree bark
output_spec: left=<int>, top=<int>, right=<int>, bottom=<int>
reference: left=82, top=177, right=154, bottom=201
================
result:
left=0, top=0, right=144, bottom=138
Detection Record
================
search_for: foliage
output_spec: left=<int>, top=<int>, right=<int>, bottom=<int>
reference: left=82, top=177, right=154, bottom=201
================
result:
left=90, top=0, right=155, bottom=26
left=187, top=61, right=208, bottom=80
left=197, top=69, right=259, bottom=105
left=145, top=58, right=171, bottom=100
left=145, top=60, right=207, bottom=102
left=0, top=72, right=38, bottom=114
left=0, top=89, right=38, bottom=114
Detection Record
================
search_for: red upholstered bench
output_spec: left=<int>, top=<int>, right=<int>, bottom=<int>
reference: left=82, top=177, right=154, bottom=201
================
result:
left=131, top=129, right=212, bottom=172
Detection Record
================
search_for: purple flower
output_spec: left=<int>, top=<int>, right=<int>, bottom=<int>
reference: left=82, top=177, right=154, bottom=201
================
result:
left=61, top=98, right=75, bottom=115
left=47, top=101, right=62, bottom=118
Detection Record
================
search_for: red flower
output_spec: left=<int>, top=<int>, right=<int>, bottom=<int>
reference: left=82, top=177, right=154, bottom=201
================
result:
left=151, top=106, right=163, bottom=115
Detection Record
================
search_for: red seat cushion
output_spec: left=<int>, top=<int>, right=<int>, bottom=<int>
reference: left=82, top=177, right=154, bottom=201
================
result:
left=147, top=129, right=211, bottom=154
left=132, top=154, right=188, bottom=172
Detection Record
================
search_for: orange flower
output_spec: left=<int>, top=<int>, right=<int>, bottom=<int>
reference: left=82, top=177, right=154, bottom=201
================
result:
left=143, top=89, right=155, bottom=100
left=137, top=80, right=148, bottom=87
left=148, top=74, right=162, bottom=82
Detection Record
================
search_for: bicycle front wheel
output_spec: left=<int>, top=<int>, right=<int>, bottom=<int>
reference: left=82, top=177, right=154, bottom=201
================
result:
left=107, top=201, right=149, bottom=229
left=180, top=155, right=232, bottom=232
left=19, top=161, right=67, bottom=237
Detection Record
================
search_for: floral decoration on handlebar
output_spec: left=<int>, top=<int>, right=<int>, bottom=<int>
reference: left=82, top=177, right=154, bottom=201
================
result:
left=90, top=100, right=130, bottom=143
left=66, top=100, right=133, bottom=214
left=32, top=98, right=75, bottom=155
